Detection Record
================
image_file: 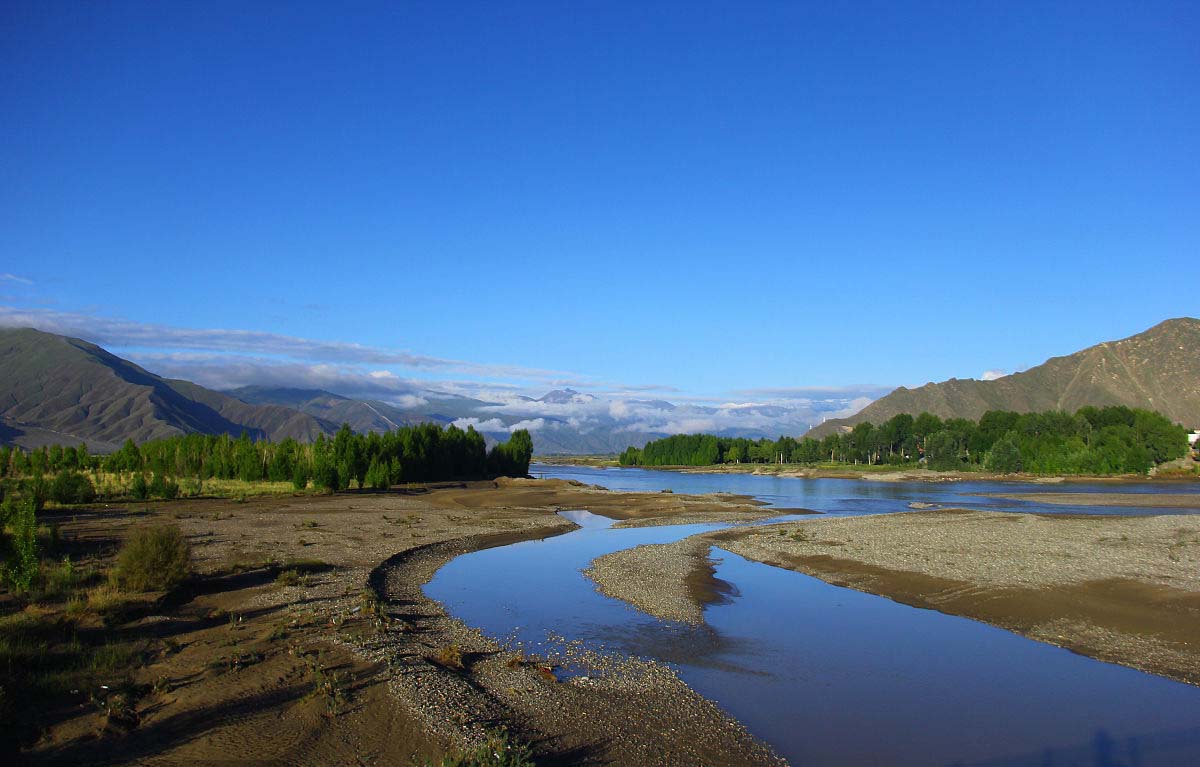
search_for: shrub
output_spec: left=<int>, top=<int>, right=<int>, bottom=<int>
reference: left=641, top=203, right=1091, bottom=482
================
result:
left=149, top=472, right=179, bottom=500
left=113, top=525, right=190, bottom=592
left=49, top=470, right=96, bottom=505
left=433, top=643, right=464, bottom=671
left=2, top=497, right=38, bottom=591
left=291, top=464, right=309, bottom=491
left=426, top=729, right=535, bottom=767
left=130, top=474, right=149, bottom=500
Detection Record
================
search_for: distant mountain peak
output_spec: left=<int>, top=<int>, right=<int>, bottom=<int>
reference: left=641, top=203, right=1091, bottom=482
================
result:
left=538, top=388, right=596, bottom=404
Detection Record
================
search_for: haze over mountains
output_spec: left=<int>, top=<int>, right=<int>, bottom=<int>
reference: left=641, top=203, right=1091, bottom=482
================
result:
left=3, top=319, right=1196, bottom=454
left=807, top=318, right=1200, bottom=438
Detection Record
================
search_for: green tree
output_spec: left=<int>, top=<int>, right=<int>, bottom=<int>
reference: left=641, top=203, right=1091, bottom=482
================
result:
left=984, top=433, right=1023, bottom=473
left=924, top=430, right=962, bottom=471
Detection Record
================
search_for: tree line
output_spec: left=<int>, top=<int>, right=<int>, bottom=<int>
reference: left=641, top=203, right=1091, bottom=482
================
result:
left=0, top=423, right=534, bottom=504
left=618, top=406, right=1190, bottom=475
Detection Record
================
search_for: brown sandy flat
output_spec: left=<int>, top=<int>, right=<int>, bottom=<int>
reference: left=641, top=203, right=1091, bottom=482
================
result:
left=17, top=480, right=785, bottom=766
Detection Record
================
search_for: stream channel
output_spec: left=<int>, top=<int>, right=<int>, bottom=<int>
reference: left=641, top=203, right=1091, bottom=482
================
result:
left=425, top=464, right=1200, bottom=766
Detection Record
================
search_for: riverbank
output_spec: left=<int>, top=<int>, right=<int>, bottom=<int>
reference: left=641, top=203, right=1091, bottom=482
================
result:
left=370, top=524, right=782, bottom=766
left=13, top=480, right=783, bottom=765
left=538, top=457, right=1200, bottom=484
left=980, top=492, right=1200, bottom=508
left=582, top=509, right=1200, bottom=685
left=714, top=510, right=1200, bottom=685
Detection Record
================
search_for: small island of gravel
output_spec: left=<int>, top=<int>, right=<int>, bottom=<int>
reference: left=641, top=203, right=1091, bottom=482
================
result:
left=585, top=537, right=733, bottom=624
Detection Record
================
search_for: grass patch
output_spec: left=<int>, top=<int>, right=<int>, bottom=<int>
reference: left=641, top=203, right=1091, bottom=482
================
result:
left=294, top=648, right=348, bottom=714
left=423, top=728, right=536, bottom=767
left=433, top=643, right=464, bottom=671
left=0, top=607, right=146, bottom=750
left=275, top=569, right=307, bottom=587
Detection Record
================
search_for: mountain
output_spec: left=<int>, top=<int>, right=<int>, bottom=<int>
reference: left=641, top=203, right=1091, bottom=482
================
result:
left=0, top=328, right=333, bottom=449
left=228, top=386, right=452, bottom=433
left=537, top=388, right=596, bottom=405
left=806, top=318, right=1200, bottom=438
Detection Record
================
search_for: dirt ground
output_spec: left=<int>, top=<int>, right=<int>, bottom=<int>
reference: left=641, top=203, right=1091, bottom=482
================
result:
left=17, top=479, right=781, bottom=766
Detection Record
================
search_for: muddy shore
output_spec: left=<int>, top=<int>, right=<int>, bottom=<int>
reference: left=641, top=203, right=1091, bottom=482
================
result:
left=23, top=479, right=782, bottom=766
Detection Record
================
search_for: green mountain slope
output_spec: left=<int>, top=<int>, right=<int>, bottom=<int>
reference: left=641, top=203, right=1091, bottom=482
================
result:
left=807, top=318, right=1200, bottom=438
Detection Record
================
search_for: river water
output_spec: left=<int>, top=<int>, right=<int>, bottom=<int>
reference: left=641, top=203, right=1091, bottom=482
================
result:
left=424, top=465, right=1200, bottom=765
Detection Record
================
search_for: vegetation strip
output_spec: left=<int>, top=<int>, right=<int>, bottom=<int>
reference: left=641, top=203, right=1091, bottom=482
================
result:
left=619, top=405, right=1192, bottom=476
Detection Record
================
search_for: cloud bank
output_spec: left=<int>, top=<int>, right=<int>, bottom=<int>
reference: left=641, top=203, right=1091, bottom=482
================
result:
left=0, top=304, right=887, bottom=444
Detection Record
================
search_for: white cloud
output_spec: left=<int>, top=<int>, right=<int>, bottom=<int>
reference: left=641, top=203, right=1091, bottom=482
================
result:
left=0, top=306, right=575, bottom=381
left=389, top=394, right=429, bottom=409
left=508, top=418, right=548, bottom=432
left=0, top=303, right=893, bottom=442
left=980, top=369, right=1008, bottom=381
left=451, top=417, right=508, bottom=432
left=0, top=274, right=33, bottom=285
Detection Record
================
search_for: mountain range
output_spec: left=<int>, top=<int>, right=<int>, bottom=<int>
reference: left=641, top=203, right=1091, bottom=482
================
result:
left=806, top=318, right=1200, bottom=438
left=3, top=319, right=1196, bottom=454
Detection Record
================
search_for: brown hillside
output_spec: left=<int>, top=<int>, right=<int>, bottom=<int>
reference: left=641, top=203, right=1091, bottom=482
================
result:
left=807, top=318, right=1200, bottom=437
left=0, top=327, right=333, bottom=448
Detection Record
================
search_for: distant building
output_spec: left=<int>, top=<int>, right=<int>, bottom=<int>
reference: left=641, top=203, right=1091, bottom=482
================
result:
left=1189, top=431, right=1200, bottom=447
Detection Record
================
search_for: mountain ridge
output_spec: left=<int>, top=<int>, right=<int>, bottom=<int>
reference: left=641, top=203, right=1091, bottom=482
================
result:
left=806, top=318, right=1200, bottom=438
left=0, top=327, right=333, bottom=449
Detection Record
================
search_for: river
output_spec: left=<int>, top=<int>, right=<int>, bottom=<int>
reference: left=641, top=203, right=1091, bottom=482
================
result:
left=424, top=465, right=1200, bottom=765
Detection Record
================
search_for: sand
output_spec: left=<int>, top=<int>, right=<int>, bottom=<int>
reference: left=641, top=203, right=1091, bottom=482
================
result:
left=22, top=480, right=783, bottom=766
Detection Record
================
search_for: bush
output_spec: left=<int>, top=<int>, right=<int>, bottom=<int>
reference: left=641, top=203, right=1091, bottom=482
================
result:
left=425, top=728, right=535, bottom=767
left=130, top=474, right=149, bottom=500
left=291, top=463, right=309, bottom=491
left=149, top=472, right=179, bottom=500
left=113, top=525, right=190, bottom=592
left=2, top=497, right=38, bottom=591
left=49, top=470, right=96, bottom=505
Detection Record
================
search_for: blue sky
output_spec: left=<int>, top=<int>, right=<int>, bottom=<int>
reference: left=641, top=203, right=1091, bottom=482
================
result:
left=2, top=2, right=1197, bottom=420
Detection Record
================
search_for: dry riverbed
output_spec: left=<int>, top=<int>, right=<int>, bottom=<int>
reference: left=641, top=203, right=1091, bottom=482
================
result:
left=18, top=479, right=781, bottom=766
